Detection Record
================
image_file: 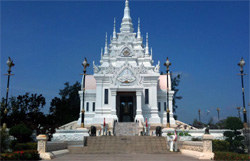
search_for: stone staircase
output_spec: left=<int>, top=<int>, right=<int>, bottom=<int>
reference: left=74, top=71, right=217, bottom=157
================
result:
left=114, top=122, right=139, bottom=136
left=68, top=136, right=170, bottom=154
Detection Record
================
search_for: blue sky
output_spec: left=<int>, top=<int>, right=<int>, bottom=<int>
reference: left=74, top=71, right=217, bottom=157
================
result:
left=1, top=0, right=249, bottom=124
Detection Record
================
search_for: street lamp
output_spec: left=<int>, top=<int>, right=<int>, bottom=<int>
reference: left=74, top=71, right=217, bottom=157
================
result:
left=217, top=108, right=220, bottom=121
left=164, top=57, right=171, bottom=128
left=237, top=57, right=247, bottom=128
left=236, top=107, right=241, bottom=120
left=81, top=57, right=89, bottom=128
left=3, top=57, right=15, bottom=127
left=198, top=109, right=201, bottom=122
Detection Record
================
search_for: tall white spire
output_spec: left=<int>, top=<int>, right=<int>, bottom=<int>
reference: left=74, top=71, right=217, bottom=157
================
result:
left=101, top=48, right=103, bottom=59
left=137, top=18, right=141, bottom=39
left=104, top=32, right=108, bottom=55
left=113, top=17, right=117, bottom=40
left=120, top=0, right=134, bottom=33
left=145, top=32, right=149, bottom=56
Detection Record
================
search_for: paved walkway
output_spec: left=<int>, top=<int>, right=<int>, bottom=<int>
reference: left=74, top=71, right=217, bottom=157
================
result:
left=53, top=153, right=204, bottom=161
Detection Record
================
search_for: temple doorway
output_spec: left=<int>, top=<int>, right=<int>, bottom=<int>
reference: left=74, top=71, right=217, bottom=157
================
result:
left=116, top=92, right=136, bottom=122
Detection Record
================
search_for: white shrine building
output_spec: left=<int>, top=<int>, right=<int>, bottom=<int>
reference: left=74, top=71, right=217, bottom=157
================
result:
left=77, top=0, right=176, bottom=128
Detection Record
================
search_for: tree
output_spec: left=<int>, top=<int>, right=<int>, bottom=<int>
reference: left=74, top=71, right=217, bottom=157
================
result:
left=215, top=119, right=226, bottom=129
left=223, top=117, right=244, bottom=153
left=171, top=74, right=182, bottom=113
left=49, top=82, right=81, bottom=127
left=9, top=124, right=32, bottom=143
left=192, top=118, right=205, bottom=129
left=1, top=93, right=46, bottom=133
left=207, top=117, right=217, bottom=129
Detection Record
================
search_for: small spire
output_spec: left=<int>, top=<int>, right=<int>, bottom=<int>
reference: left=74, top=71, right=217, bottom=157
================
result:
left=151, top=47, right=153, bottom=56
left=145, top=32, right=149, bottom=56
left=120, top=0, right=134, bottom=33
left=126, top=0, right=128, bottom=7
left=137, top=18, right=141, bottom=39
left=113, top=17, right=117, bottom=40
left=104, top=32, right=108, bottom=55
left=101, top=48, right=103, bottom=59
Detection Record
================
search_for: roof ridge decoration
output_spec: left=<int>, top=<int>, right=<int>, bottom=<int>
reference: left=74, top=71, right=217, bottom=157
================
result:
left=93, top=61, right=100, bottom=73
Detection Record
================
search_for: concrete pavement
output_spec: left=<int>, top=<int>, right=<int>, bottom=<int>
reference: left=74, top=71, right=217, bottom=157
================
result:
left=53, top=153, right=207, bottom=161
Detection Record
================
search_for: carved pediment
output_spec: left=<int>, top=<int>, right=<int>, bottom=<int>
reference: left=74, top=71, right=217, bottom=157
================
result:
left=106, top=64, right=116, bottom=74
left=110, top=61, right=145, bottom=86
left=137, top=63, right=147, bottom=74
left=117, top=68, right=136, bottom=83
left=120, top=46, right=133, bottom=57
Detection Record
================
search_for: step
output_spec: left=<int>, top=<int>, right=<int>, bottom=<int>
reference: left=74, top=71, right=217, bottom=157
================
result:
left=69, top=136, right=171, bottom=154
left=114, top=122, right=139, bottom=136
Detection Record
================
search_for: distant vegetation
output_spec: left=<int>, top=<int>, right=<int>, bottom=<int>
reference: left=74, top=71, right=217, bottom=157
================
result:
left=0, top=81, right=80, bottom=153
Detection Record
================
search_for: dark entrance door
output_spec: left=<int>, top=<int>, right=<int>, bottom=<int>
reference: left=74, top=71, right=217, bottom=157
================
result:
left=117, top=92, right=136, bottom=122
left=120, top=96, right=133, bottom=122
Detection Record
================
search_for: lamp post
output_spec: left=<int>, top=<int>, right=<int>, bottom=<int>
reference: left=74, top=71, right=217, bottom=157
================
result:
left=198, top=109, right=201, bottom=122
left=3, top=57, right=15, bottom=128
left=236, top=107, right=241, bottom=120
left=81, top=57, right=89, bottom=128
left=164, top=57, right=171, bottom=128
left=237, top=58, right=247, bottom=128
left=81, top=109, right=85, bottom=128
left=217, top=108, right=220, bottom=121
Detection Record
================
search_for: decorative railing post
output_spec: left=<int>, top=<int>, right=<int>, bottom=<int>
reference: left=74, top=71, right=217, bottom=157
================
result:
left=37, top=134, right=48, bottom=153
left=201, top=134, right=214, bottom=159
left=36, top=134, right=53, bottom=159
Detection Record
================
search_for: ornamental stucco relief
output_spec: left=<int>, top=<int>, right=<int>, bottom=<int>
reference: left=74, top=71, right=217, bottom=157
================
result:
left=117, top=68, right=136, bottom=83
left=108, top=61, right=146, bottom=86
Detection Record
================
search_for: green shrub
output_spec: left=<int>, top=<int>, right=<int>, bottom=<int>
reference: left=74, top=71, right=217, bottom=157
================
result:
left=0, top=150, right=40, bottom=160
left=167, top=132, right=174, bottom=136
left=178, top=132, right=191, bottom=136
left=10, top=140, right=18, bottom=151
left=223, top=117, right=245, bottom=153
left=14, top=142, right=37, bottom=151
left=212, top=140, right=230, bottom=152
left=9, top=124, right=32, bottom=143
left=214, top=151, right=250, bottom=160
left=192, top=138, right=202, bottom=141
left=184, top=132, right=191, bottom=136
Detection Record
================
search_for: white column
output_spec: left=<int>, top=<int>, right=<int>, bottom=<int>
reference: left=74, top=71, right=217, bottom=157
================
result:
left=111, top=90, right=118, bottom=120
left=135, top=90, right=143, bottom=122
left=94, top=82, right=103, bottom=115
left=163, top=110, right=167, bottom=124
left=91, top=80, right=105, bottom=124
left=149, top=84, right=161, bottom=123
left=169, top=91, right=176, bottom=126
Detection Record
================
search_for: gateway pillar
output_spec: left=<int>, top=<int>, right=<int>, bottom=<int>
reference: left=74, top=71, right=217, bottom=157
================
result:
left=135, top=90, right=143, bottom=122
left=111, top=90, right=118, bottom=120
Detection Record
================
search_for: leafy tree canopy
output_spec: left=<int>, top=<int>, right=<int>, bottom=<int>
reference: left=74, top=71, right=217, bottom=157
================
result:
left=49, top=81, right=81, bottom=127
left=171, top=74, right=182, bottom=113
left=225, top=117, right=243, bottom=130
left=9, top=124, right=32, bottom=143
left=1, top=93, right=46, bottom=132
left=192, top=118, right=206, bottom=128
